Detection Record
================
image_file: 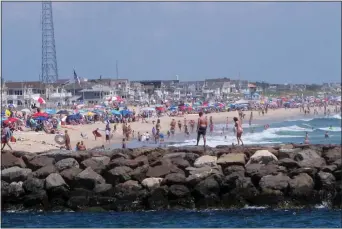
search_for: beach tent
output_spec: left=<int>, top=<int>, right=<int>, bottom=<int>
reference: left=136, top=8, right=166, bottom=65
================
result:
left=57, top=110, right=69, bottom=115
left=111, top=110, right=121, bottom=115
left=120, top=110, right=132, bottom=116
left=32, top=112, right=49, bottom=118
left=234, top=99, right=249, bottom=104
left=45, top=109, right=57, bottom=115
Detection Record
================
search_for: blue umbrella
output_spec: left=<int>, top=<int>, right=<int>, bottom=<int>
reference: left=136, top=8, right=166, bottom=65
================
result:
left=33, top=116, right=48, bottom=121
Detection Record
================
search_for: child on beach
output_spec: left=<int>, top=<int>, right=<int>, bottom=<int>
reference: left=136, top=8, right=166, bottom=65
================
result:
left=233, top=117, right=244, bottom=146
left=122, top=138, right=126, bottom=148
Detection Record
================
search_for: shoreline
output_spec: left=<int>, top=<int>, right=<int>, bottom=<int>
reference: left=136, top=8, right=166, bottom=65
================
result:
left=1, top=144, right=341, bottom=212
left=8, top=107, right=337, bottom=153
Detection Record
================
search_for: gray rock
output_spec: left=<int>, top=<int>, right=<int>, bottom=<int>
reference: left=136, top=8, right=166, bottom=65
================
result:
left=1, top=180, right=9, bottom=197
left=23, top=178, right=45, bottom=193
left=278, top=158, right=300, bottom=169
left=60, top=167, right=83, bottom=186
left=8, top=181, right=25, bottom=197
left=75, top=167, right=106, bottom=190
left=171, top=157, right=190, bottom=169
left=169, top=184, right=190, bottom=198
left=93, top=183, right=113, bottom=194
left=129, top=165, right=149, bottom=182
left=163, top=153, right=186, bottom=159
left=81, top=156, right=110, bottom=174
left=105, top=166, right=132, bottom=185
left=317, top=171, right=336, bottom=190
left=289, top=167, right=318, bottom=178
left=25, top=156, right=55, bottom=170
left=289, top=173, right=314, bottom=197
left=32, top=165, right=57, bottom=179
left=321, top=164, right=338, bottom=173
left=294, top=149, right=326, bottom=168
left=194, top=177, right=220, bottom=197
left=259, top=173, right=290, bottom=191
left=223, top=165, right=245, bottom=176
left=1, top=166, right=32, bottom=183
left=39, top=150, right=91, bottom=163
left=247, top=150, right=278, bottom=165
left=55, top=158, right=79, bottom=171
left=45, top=173, right=67, bottom=190
left=141, top=177, right=163, bottom=190
left=322, top=147, right=341, bottom=164
left=146, top=164, right=171, bottom=178
left=217, top=153, right=246, bottom=167
left=162, top=173, right=186, bottom=185
left=1, top=152, right=26, bottom=169
left=194, top=155, right=217, bottom=168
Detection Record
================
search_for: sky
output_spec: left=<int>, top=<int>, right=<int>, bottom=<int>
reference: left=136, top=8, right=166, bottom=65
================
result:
left=2, top=2, right=341, bottom=84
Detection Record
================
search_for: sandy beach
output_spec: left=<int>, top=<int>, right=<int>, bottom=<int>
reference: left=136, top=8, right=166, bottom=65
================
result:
left=6, top=107, right=323, bottom=153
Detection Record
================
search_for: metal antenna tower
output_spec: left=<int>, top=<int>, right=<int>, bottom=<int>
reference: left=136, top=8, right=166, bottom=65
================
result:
left=41, top=1, right=59, bottom=84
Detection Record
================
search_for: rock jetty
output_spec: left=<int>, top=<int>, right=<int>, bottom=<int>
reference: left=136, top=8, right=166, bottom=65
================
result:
left=1, top=144, right=341, bottom=212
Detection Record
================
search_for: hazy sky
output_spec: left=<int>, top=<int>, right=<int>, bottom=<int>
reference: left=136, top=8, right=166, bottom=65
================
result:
left=2, top=2, right=341, bottom=84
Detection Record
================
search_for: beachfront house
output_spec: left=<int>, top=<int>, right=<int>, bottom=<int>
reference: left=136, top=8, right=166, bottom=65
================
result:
left=79, top=85, right=114, bottom=105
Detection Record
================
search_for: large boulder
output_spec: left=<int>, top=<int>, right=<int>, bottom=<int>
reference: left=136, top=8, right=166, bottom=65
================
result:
left=75, top=167, right=106, bottom=190
left=247, top=150, right=278, bottom=165
left=321, top=165, right=338, bottom=173
left=45, top=173, right=68, bottom=190
left=171, top=157, right=190, bottom=169
left=107, top=158, right=140, bottom=170
left=1, top=166, right=32, bottom=183
left=1, top=152, right=26, bottom=169
left=23, top=190, right=49, bottom=209
left=8, top=181, right=25, bottom=197
left=93, top=183, right=113, bottom=195
left=105, top=166, right=132, bottom=185
left=278, top=158, right=300, bottom=169
left=146, top=163, right=172, bottom=178
left=293, top=149, right=326, bottom=168
left=162, top=173, right=186, bottom=185
left=168, top=184, right=190, bottom=198
left=32, top=165, right=57, bottom=179
left=129, top=165, right=149, bottom=182
left=245, top=163, right=286, bottom=186
left=60, top=167, right=83, bottom=187
left=184, top=153, right=200, bottom=165
left=259, top=173, right=290, bottom=192
left=185, top=166, right=221, bottom=186
left=141, top=177, right=163, bottom=190
left=81, top=156, right=110, bottom=174
left=55, top=158, right=79, bottom=171
left=194, top=177, right=220, bottom=197
left=25, top=156, right=55, bottom=170
left=194, top=156, right=217, bottom=168
left=289, top=167, right=318, bottom=178
left=316, top=171, right=336, bottom=190
left=23, top=177, right=45, bottom=193
left=217, top=153, right=246, bottom=167
left=39, top=150, right=91, bottom=164
left=223, top=165, right=245, bottom=176
left=288, top=173, right=314, bottom=198
left=322, top=147, right=341, bottom=164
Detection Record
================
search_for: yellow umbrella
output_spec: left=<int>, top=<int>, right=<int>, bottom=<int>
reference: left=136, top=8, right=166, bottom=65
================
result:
left=87, top=112, right=95, bottom=116
left=5, top=109, right=11, bottom=117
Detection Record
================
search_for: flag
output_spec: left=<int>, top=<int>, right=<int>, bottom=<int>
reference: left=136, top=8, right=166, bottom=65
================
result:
left=74, top=70, right=81, bottom=85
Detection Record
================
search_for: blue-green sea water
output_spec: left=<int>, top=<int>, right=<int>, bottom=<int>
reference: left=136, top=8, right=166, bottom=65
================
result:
left=2, top=209, right=341, bottom=228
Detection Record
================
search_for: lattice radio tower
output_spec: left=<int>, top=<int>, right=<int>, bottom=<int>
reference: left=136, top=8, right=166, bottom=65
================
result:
left=41, top=1, right=59, bottom=84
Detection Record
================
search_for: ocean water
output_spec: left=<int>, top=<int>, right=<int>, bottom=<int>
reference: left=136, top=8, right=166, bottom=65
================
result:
left=2, top=209, right=341, bottom=228
left=171, top=114, right=342, bottom=147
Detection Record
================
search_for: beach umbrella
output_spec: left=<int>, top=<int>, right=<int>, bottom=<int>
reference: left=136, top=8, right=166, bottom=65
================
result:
left=87, top=112, right=95, bottom=116
left=21, top=108, right=31, bottom=113
left=37, top=97, right=46, bottom=104
left=33, top=116, right=48, bottom=121
left=57, top=110, right=69, bottom=115
left=45, top=109, right=56, bottom=115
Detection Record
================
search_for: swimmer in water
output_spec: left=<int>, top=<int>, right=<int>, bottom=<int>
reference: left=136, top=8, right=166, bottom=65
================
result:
left=325, top=131, right=329, bottom=138
left=329, top=125, right=333, bottom=130
left=304, top=131, right=309, bottom=144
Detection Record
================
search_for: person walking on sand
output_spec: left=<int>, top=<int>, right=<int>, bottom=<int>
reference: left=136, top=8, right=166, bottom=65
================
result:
left=196, top=112, right=207, bottom=147
left=209, top=116, right=214, bottom=135
left=249, top=111, right=253, bottom=126
left=170, top=119, right=176, bottom=136
left=1, top=124, right=13, bottom=150
left=105, top=128, right=111, bottom=143
left=64, top=130, right=71, bottom=150
left=233, top=117, right=244, bottom=146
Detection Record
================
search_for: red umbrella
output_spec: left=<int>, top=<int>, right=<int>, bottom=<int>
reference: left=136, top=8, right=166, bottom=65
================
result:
left=32, top=112, right=49, bottom=118
left=3, top=117, right=18, bottom=124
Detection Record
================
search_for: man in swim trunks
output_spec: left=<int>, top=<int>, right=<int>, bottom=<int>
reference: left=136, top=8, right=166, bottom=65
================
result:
left=170, top=119, right=176, bottom=136
left=196, top=112, right=207, bottom=147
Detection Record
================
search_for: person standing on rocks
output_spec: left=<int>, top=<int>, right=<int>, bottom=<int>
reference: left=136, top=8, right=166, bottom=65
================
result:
left=196, top=112, right=207, bottom=147
left=233, top=117, right=244, bottom=146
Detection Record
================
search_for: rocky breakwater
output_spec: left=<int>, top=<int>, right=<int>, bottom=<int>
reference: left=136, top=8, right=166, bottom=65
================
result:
left=1, top=144, right=341, bottom=212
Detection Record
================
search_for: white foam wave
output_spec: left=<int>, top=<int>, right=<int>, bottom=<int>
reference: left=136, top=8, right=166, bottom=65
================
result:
left=331, top=114, right=341, bottom=119
left=243, top=205, right=268, bottom=210
left=265, top=125, right=313, bottom=133
left=315, top=201, right=329, bottom=209
left=317, top=127, right=341, bottom=132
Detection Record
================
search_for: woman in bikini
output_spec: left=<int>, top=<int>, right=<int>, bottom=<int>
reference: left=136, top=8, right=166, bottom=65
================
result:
left=233, top=117, right=244, bottom=146
left=196, top=112, right=207, bottom=147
